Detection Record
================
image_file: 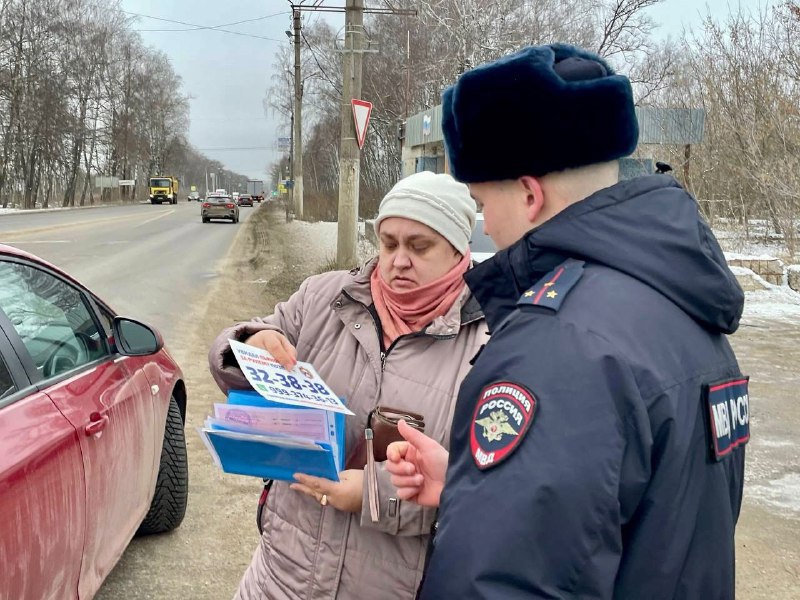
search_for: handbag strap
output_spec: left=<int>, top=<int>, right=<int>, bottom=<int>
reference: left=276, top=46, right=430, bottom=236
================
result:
left=365, top=428, right=380, bottom=522
left=256, top=479, right=274, bottom=536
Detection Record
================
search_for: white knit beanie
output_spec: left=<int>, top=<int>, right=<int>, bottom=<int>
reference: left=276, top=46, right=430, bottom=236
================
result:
left=373, top=171, right=477, bottom=255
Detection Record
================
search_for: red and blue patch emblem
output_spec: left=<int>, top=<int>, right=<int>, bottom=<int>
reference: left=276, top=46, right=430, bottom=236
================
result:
left=705, top=376, right=750, bottom=461
left=470, top=381, right=536, bottom=470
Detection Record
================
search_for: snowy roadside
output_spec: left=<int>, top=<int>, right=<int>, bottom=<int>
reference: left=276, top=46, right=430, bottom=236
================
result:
left=288, top=219, right=377, bottom=266
left=741, top=285, right=800, bottom=322
left=0, top=201, right=143, bottom=217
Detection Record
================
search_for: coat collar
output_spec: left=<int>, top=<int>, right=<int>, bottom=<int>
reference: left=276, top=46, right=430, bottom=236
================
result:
left=464, top=232, right=569, bottom=331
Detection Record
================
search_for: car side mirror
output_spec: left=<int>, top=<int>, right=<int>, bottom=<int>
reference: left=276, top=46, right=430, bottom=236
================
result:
left=112, top=317, right=163, bottom=356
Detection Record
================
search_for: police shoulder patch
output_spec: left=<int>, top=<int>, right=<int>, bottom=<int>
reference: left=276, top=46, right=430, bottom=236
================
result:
left=517, top=258, right=585, bottom=311
left=704, top=376, right=750, bottom=461
left=470, top=381, right=537, bottom=470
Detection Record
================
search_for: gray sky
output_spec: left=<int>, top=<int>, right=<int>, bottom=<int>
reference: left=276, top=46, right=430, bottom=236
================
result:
left=121, top=0, right=774, bottom=179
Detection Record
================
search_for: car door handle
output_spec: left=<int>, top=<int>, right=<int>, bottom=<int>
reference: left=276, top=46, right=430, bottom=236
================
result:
left=85, top=414, right=109, bottom=437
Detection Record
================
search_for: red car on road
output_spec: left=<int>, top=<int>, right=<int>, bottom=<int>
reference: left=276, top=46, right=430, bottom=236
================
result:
left=0, top=244, right=188, bottom=599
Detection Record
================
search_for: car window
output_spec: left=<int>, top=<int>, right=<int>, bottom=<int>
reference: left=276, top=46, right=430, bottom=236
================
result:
left=0, top=261, right=109, bottom=379
left=470, top=219, right=496, bottom=253
left=0, top=353, right=15, bottom=399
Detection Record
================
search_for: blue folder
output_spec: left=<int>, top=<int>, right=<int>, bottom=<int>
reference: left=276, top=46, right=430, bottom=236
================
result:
left=203, top=389, right=347, bottom=482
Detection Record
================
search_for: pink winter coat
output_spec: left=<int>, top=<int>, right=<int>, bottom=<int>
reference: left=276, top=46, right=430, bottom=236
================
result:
left=208, top=259, right=486, bottom=600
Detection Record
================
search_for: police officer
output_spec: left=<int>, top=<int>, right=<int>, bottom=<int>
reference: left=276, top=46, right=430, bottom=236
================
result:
left=386, top=43, right=748, bottom=599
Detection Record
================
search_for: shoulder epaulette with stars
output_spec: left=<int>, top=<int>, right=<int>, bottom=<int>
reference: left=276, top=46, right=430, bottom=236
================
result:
left=517, top=258, right=585, bottom=311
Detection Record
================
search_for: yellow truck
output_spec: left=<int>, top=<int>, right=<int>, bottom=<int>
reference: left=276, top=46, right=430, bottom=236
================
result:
left=148, top=176, right=179, bottom=204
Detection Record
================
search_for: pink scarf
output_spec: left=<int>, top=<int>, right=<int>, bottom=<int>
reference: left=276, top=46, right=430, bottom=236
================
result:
left=370, top=252, right=471, bottom=348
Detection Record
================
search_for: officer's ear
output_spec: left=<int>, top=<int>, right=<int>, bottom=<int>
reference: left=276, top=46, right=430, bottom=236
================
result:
left=519, top=176, right=545, bottom=225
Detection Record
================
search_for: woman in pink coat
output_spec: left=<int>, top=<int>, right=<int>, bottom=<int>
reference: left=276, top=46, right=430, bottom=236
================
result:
left=208, top=171, right=488, bottom=599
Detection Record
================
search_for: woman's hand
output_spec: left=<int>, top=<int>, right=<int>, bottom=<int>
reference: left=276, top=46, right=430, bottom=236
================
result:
left=243, top=330, right=297, bottom=370
left=385, top=420, right=449, bottom=507
left=291, top=470, right=364, bottom=513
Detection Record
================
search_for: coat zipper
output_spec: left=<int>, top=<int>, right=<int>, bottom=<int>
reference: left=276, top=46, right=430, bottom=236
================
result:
left=341, top=289, right=477, bottom=374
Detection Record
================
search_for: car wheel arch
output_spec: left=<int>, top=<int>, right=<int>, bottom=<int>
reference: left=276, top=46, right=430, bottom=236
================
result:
left=171, top=379, right=187, bottom=423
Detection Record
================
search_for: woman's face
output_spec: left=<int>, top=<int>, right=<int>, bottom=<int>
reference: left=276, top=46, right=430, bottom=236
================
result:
left=378, top=217, right=461, bottom=290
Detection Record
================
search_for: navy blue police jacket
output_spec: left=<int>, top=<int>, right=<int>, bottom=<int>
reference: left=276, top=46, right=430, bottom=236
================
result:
left=419, top=176, right=748, bottom=600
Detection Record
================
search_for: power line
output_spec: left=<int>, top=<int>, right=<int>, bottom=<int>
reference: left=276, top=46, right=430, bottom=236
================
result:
left=301, top=29, right=342, bottom=93
left=124, top=10, right=289, bottom=41
left=136, top=11, right=290, bottom=32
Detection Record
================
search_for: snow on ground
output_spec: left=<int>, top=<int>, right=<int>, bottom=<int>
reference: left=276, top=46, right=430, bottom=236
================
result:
left=725, top=251, right=786, bottom=263
left=0, top=205, right=76, bottom=215
left=747, top=473, right=800, bottom=515
left=741, top=283, right=800, bottom=322
left=290, top=220, right=377, bottom=265
left=715, top=223, right=798, bottom=264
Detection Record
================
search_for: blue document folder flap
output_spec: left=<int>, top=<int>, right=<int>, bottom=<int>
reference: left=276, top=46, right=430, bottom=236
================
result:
left=204, top=430, right=338, bottom=481
left=204, top=389, right=347, bottom=482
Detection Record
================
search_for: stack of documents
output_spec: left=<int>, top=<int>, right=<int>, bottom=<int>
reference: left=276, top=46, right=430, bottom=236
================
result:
left=199, top=340, right=353, bottom=482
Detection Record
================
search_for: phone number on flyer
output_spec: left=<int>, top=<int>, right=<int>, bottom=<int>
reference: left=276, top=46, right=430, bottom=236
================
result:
left=254, top=382, right=333, bottom=404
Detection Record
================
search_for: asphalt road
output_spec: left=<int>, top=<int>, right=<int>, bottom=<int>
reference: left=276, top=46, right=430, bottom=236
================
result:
left=0, top=200, right=257, bottom=347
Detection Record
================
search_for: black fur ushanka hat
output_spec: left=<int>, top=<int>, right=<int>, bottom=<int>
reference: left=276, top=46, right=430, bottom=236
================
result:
left=442, top=44, right=639, bottom=183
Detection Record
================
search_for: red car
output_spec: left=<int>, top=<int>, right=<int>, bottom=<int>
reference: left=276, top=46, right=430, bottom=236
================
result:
left=0, top=244, right=188, bottom=599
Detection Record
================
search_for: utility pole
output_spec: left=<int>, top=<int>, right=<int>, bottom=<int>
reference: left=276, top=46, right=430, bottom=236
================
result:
left=336, top=0, right=364, bottom=267
left=292, top=8, right=304, bottom=219
left=289, top=1, right=416, bottom=265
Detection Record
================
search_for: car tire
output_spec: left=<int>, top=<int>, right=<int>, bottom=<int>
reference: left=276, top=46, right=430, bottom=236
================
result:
left=202, top=217, right=209, bottom=223
left=136, top=396, right=188, bottom=536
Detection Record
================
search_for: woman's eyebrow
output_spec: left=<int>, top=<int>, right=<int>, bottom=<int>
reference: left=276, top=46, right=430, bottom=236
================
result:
left=405, top=234, right=434, bottom=243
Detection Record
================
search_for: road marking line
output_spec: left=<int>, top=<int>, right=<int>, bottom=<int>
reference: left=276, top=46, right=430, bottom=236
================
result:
left=135, top=209, right=175, bottom=227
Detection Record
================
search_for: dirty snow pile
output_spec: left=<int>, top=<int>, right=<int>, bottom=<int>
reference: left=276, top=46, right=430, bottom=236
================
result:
left=741, top=284, right=800, bottom=322
left=291, top=220, right=377, bottom=265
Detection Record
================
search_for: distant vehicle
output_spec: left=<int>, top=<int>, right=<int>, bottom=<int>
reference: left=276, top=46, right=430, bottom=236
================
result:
left=202, top=194, right=239, bottom=224
left=470, top=214, right=496, bottom=263
left=215, top=188, right=227, bottom=195
left=237, top=194, right=253, bottom=207
left=149, top=176, right=178, bottom=205
left=247, top=179, right=265, bottom=202
left=0, top=244, right=188, bottom=599
left=187, top=191, right=201, bottom=202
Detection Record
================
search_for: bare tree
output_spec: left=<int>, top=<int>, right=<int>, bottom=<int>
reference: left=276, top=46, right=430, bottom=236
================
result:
left=275, top=0, right=670, bottom=219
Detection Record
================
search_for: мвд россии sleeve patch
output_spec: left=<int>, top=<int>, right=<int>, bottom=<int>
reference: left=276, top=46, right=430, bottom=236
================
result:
left=704, top=376, right=750, bottom=461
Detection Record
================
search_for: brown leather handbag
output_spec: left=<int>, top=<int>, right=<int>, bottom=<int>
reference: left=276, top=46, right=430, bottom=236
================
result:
left=345, top=406, right=425, bottom=523
left=345, top=406, right=425, bottom=469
